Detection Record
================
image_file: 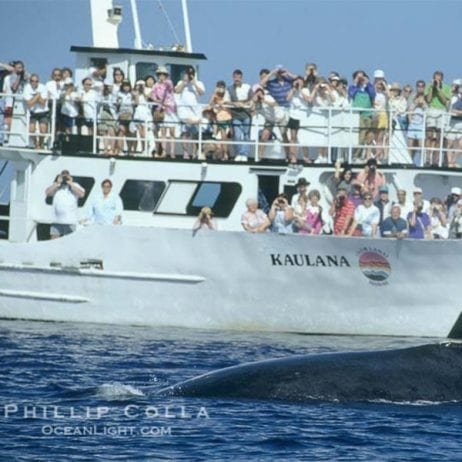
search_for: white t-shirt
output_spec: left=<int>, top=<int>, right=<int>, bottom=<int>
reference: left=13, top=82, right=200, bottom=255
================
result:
left=23, top=83, right=48, bottom=114
left=289, top=88, right=310, bottom=120
left=52, top=183, right=84, bottom=224
left=176, top=79, right=205, bottom=121
left=354, top=204, right=380, bottom=237
left=80, top=88, right=99, bottom=119
left=46, top=80, right=64, bottom=100
left=61, top=91, right=79, bottom=118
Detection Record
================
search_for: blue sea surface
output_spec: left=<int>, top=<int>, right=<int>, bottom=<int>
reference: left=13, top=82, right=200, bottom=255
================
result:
left=0, top=320, right=461, bottom=461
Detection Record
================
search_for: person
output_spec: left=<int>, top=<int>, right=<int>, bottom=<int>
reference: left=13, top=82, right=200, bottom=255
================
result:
left=449, top=199, right=462, bottom=238
left=374, top=185, right=392, bottom=225
left=23, top=74, right=49, bottom=148
left=294, top=189, right=323, bottom=235
left=116, top=80, right=135, bottom=154
left=407, top=95, right=427, bottom=165
left=268, top=193, right=294, bottom=233
left=349, top=193, right=380, bottom=237
left=393, top=189, right=413, bottom=219
left=227, top=69, right=253, bottom=161
left=329, top=185, right=355, bottom=235
left=79, top=77, right=99, bottom=136
left=175, top=66, right=205, bottom=159
left=355, top=158, right=385, bottom=199
left=83, top=179, right=122, bottom=225
left=412, top=186, right=431, bottom=215
left=241, top=198, right=270, bottom=233
left=348, top=70, right=376, bottom=159
left=380, top=204, right=408, bottom=238
left=291, top=177, right=310, bottom=208
left=287, top=75, right=311, bottom=163
left=252, top=84, right=287, bottom=160
left=98, top=83, right=118, bottom=154
left=60, top=78, right=79, bottom=135
left=208, top=80, right=232, bottom=160
left=45, top=169, right=85, bottom=238
left=151, top=66, right=177, bottom=158
left=407, top=200, right=431, bottom=239
left=447, top=186, right=461, bottom=223
left=429, top=197, right=448, bottom=239
left=446, top=82, right=462, bottom=167
left=260, top=65, right=296, bottom=160
left=424, top=70, right=451, bottom=165
left=388, top=82, right=408, bottom=134
left=132, top=80, right=152, bottom=154
left=193, top=206, right=217, bottom=232
left=45, top=68, right=64, bottom=134
left=2, top=60, right=28, bottom=140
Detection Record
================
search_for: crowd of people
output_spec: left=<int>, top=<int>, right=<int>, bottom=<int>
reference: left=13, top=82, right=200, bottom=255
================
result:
left=44, top=161, right=462, bottom=240
left=240, top=160, right=462, bottom=240
left=1, top=60, right=462, bottom=165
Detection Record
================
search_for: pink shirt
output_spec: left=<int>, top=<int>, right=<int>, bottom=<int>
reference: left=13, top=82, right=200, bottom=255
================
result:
left=151, top=80, right=176, bottom=113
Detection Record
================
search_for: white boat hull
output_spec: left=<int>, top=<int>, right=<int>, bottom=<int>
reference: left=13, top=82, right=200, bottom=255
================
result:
left=0, top=226, right=460, bottom=338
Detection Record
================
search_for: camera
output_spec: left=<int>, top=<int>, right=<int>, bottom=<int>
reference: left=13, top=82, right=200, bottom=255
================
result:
left=61, top=175, right=70, bottom=185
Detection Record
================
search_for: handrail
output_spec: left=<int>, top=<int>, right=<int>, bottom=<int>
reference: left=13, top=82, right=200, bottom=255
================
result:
left=1, top=92, right=462, bottom=166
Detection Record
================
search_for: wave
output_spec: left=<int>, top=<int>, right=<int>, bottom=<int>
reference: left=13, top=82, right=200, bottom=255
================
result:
left=94, top=382, right=145, bottom=399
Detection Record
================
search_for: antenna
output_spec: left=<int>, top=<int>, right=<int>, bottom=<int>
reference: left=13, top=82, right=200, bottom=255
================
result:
left=181, top=0, right=193, bottom=52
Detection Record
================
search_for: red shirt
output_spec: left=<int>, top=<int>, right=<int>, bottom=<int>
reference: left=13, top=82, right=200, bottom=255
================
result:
left=334, top=199, right=355, bottom=235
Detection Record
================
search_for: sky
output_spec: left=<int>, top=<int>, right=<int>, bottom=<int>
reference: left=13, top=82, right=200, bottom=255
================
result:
left=1, top=0, right=461, bottom=96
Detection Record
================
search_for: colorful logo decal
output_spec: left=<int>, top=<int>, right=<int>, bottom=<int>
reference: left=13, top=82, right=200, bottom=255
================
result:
left=358, top=250, right=391, bottom=282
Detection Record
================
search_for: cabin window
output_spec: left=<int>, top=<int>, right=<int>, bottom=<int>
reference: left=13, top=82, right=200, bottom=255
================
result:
left=45, top=176, right=95, bottom=207
left=120, top=180, right=166, bottom=211
left=136, top=62, right=159, bottom=81
left=155, top=181, right=241, bottom=217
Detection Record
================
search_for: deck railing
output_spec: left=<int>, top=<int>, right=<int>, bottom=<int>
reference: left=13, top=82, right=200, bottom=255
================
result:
left=1, top=93, right=461, bottom=167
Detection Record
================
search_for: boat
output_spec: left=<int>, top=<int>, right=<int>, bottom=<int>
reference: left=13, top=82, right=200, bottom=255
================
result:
left=0, top=0, right=461, bottom=338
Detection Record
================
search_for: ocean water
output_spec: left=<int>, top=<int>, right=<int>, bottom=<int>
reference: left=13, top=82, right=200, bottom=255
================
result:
left=1, top=320, right=461, bottom=461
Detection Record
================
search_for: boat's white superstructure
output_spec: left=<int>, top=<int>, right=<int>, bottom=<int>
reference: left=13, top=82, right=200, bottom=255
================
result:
left=0, top=0, right=461, bottom=337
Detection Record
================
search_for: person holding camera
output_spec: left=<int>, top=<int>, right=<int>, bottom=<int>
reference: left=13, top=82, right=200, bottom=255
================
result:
left=23, top=74, right=49, bottom=149
left=268, top=193, right=294, bottom=234
left=355, top=158, right=386, bottom=200
left=193, top=207, right=217, bottom=232
left=45, top=169, right=85, bottom=239
left=287, top=76, right=311, bottom=163
left=175, top=66, right=205, bottom=159
left=407, top=200, right=431, bottom=239
left=424, top=70, right=451, bottom=165
left=348, top=70, right=376, bottom=159
left=429, top=197, right=448, bottom=239
left=329, top=185, right=355, bottom=236
left=449, top=199, right=462, bottom=239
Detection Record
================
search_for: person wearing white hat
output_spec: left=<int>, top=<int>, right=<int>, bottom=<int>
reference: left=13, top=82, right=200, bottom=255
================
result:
left=412, top=186, right=431, bottom=215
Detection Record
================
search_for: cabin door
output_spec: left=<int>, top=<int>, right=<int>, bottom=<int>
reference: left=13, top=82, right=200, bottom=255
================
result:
left=257, top=175, right=280, bottom=214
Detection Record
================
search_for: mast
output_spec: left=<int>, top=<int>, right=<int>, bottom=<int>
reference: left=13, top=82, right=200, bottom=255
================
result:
left=181, top=0, right=193, bottom=52
left=130, top=0, right=143, bottom=49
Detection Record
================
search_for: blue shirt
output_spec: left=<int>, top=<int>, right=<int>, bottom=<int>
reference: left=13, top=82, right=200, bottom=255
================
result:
left=87, top=192, right=123, bottom=225
left=407, top=211, right=430, bottom=239
left=266, top=76, right=294, bottom=108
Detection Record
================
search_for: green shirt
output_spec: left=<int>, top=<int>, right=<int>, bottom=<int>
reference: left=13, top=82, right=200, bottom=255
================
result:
left=425, top=82, right=451, bottom=110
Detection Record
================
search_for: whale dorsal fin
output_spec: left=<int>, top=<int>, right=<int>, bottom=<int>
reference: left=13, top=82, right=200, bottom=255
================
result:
left=448, top=311, right=462, bottom=340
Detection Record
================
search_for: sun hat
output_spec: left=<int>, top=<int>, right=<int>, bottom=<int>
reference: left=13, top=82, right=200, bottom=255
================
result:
left=156, top=65, right=169, bottom=75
